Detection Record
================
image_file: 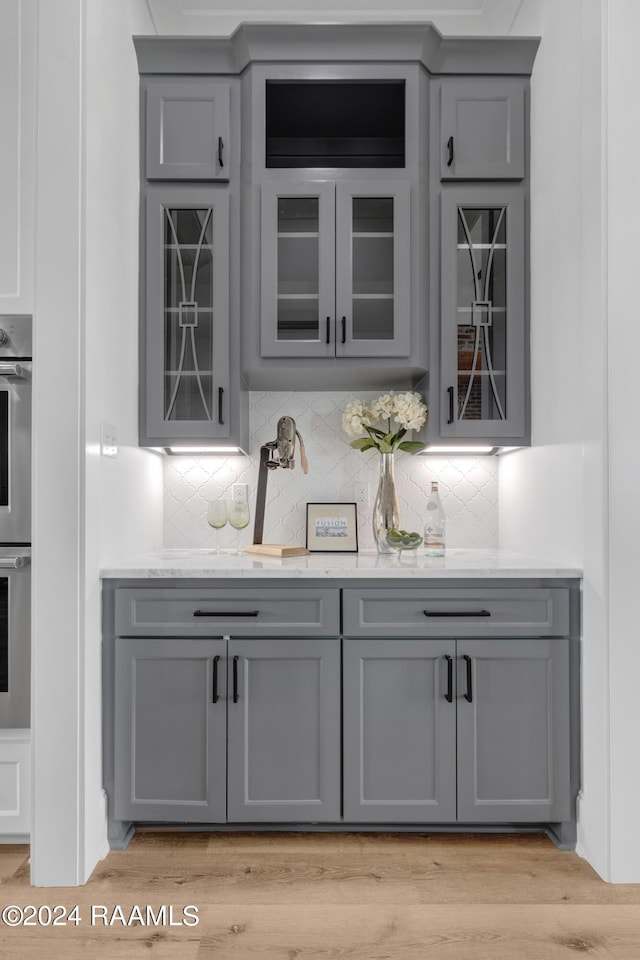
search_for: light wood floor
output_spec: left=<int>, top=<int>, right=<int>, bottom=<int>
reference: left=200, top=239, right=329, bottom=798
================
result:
left=1, top=832, right=640, bottom=959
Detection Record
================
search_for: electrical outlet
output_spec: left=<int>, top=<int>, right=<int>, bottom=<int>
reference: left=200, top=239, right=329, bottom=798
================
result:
left=232, top=482, right=248, bottom=501
left=100, top=422, right=118, bottom=458
left=354, top=482, right=370, bottom=507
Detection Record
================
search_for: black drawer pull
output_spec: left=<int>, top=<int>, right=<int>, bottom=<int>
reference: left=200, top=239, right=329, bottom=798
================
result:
left=194, top=610, right=260, bottom=618
left=233, top=655, right=239, bottom=703
left=218, top=136, right=224, bottom=168
left=212, top=655, right=220, bottom=704
left=424, top=610, right=491, bottom=618
left=218, top=386, right=224, bottom=425
left=463, top=654, right=473, bottom=703
left=444, top=655, right=453, bottom=704
left=326, top=316, right=331, bottom=344
left=341, top=316, right=346, bottom=344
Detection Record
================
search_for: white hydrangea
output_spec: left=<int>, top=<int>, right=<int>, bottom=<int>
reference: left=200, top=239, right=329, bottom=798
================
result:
left=341, top=400, right=372, bottom=438
left=371, top=392, right=396, bottom=420
left=392, top=392, right=428, bottom=431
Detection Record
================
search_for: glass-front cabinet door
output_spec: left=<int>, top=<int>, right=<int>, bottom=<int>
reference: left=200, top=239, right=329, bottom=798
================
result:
left=144, top=187, right=230, bottom=443
left=336, top=181, right=411, bottom=358
left=260, top=182, right=335, bottom=358
left=260, top=180, right=411, bottom=359
left=440, top=186, right=526, bottom=440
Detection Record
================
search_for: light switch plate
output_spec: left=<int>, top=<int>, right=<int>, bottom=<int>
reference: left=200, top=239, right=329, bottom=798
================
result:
left=100, top=422, right=118, bottom=458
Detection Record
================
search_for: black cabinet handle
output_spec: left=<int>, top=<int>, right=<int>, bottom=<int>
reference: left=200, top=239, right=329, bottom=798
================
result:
left=447, top=386, right=455, bottom=424
left=444, top=655, right=453, bottom=704
left=218, top=136, right=224, bottom=168
left=447, top=135, right=454, bottom=167
left=463, top=655, right=473, bottom=703
left=233, top=655, right=239, bottom=704
left=341, top=316, right=346, bottom=344
left=326, top=316, right=331, bottom=344
left=424, top=610, right=491, bottom=618
left=218, top=387, right=224, bottom=425
left=194, top=610, right=259, bottom=618
left=212, top=655, right=220, bottom=704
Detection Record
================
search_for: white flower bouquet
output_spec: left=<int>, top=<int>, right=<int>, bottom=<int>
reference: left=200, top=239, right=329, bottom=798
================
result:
left=342, top=392, right=428, bottom=455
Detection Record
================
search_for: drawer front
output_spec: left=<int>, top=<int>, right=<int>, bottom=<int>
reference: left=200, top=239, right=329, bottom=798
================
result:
left=343, top=588, right=570, bottom=638
left=115, top=588, right=340, bottom=637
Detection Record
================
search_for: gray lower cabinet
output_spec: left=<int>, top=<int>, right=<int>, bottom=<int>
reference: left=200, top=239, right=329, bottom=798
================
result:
left=343, top=639, right=456, bottom=822
left=113, top=635, right=341, bottom=824
left=439, top=79, right=526, bottom=181
left=343, top=636, right=570, bottom=824
left=457, top=637, right=570, bottom=823
left=113, top=637, right=227, bottom=822
left=227, top=637, right=341, bottom=821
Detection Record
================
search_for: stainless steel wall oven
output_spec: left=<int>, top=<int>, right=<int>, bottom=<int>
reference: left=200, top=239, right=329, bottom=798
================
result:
left=0, top=317, right=31, bottom=728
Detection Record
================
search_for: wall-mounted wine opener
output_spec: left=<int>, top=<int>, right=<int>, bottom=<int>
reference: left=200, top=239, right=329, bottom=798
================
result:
left=244, top=416, right=310, bottom=558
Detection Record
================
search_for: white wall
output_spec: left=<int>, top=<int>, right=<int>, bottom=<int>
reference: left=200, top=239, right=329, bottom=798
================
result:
left=605, top=0, right=640, bottom=883
left=508, top=0, right=640, bottom=885
left=32, top=0, right=161, bottom=886
left=82, top=0, right=162, bottom=880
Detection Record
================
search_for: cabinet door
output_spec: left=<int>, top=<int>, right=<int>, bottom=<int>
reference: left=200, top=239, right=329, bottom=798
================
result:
left=343, top=639, right=456, bottom=822
left=335, top=182, right=411, bottom=358
left=440, top=79, right=525, bottom=181
left=456, top=638, right=570, bottom=822
left=260, top=182, right=336, bottom=358
left=440, top=186, right=526, bottom=441
left=145, top=79, right=230, bottom=181
left=227, top=637, right=341, bottom=821
left=143, top=186, right=230, bottom=443
left=113, top=638, right=227, bottom=822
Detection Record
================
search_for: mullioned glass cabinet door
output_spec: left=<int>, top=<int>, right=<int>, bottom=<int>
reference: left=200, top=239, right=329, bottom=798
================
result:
left=440, top=185, right=526, bottom=441
left=143, top=187, right=230, bottom=443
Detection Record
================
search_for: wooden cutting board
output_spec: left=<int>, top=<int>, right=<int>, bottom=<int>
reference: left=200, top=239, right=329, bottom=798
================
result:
left=243, top=544, right=310, bottom=558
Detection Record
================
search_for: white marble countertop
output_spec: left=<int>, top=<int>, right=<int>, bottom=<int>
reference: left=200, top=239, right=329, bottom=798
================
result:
left=101, top=548, right=581, bottom=580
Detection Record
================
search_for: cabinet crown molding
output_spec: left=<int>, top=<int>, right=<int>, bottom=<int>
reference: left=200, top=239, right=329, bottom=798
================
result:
left=134, top=23, right=540, bottom=77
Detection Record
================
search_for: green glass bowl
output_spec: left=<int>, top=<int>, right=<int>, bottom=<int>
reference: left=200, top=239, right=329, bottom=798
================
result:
left=386, top=530, right=423, bottom=552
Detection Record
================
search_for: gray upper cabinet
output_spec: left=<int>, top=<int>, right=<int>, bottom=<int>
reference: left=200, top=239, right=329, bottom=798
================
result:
left=439, top=185, right=527, bottom=442
left=457, top=638, right=571, bottom=823
left=260, top=180, right=411, bottom=359
left=145, top=79, right=231, bottom=181
left=113, top=637, right=227, bottom=823
left=343, top=639, right=456, bottom=822
left=440, top=79, right=526, bottom=181
left=142, top=185, right=230, bottom=444
left=227, top=637, right=341, bottom=822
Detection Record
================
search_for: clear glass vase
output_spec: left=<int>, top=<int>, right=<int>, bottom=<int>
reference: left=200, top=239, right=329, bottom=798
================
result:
left=372, top=452, right=400, bottom=554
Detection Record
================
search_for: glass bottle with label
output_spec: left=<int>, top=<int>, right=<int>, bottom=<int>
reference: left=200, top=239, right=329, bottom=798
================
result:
left=424, top=481, right=446, bottom=557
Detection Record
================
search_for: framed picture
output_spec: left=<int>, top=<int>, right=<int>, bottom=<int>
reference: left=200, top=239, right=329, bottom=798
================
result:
left=305, top=502, right=358, bottom=553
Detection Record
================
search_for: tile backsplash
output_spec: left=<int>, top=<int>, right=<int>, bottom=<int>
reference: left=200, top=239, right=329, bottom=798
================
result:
left=164, top=392, right=499, bottom=550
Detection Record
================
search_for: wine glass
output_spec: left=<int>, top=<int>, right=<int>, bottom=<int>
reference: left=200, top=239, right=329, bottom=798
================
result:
left=207, top=499, right=228, bottom=554
left=228, top=488, right=251, bottom=555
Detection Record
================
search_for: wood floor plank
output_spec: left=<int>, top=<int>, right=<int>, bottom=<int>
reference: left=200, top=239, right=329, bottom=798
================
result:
left=0, top=833, right=639, bottom=959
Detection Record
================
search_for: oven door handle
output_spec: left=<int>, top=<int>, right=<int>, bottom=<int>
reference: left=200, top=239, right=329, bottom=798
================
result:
left=0, top=557, right=30, bottom=569
left=0, top=363, right=25, bottom=380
